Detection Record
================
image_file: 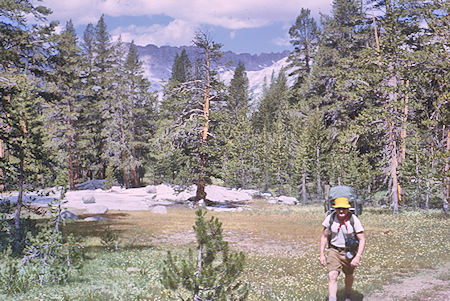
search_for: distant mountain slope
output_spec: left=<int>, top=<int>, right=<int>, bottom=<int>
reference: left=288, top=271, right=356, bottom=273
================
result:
left=135, top=44, right=292, bottom=99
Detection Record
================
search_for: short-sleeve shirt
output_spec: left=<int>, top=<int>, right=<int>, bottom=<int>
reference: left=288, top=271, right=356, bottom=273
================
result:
left=322, top=214, right=364, bottom=248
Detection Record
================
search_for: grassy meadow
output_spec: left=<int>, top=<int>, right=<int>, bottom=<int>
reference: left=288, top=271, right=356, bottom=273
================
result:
left=4, top=202, right=449, bottom=300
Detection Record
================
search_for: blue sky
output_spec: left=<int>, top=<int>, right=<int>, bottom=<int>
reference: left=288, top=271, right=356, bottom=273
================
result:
left=39, top=0, right=333, bottom=54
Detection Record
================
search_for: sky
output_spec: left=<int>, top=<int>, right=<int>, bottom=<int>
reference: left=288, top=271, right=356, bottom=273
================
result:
left=37, top=0, right=333, bottom=54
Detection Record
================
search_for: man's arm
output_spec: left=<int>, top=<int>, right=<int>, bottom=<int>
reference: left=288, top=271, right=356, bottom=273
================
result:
left=350, top=232, right=365, bottom=267
left=319, top=227, right=328, bottom=266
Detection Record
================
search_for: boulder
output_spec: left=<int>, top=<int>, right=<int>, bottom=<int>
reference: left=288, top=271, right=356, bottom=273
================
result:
left=60, top=210, right=78, bottom=220
left=277, top=196, right=297, bottom=205
left=145, top=199, right=173, bottom=206
left=110, top=186, right=124, bottom=193
left=205, top=185, right=253, bottom=202
left=84, top=216, right=105, bottom=222
left=75, top=179, right=107, bottom=190
left=145, top=185, right=157, bottom=194
left=82, top=195, right=96, bottom=204
left=267, top=198, right=278, bottom=204
left=261, top=192, right=272, bottom=199
left=85, top=205, right=108, bottom=214
left=151, top=205, right=167, bottom=214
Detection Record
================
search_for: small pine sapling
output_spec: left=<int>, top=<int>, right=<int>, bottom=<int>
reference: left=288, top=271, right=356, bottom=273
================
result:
left=100, top=226, right=119, bottom=251
left=104, top=164, right=118, bottom=190
left=161, top=208, right=249, bottom=300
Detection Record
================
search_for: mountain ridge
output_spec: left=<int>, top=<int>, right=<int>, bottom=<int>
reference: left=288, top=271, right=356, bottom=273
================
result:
left=135, top=44, right=291, bottom=98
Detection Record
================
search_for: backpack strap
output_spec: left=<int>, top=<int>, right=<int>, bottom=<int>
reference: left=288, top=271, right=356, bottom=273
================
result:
left=327, top=212, right=356, bottom=248
left=350, top=215, right=355, bottom=232
left=327, top=212, right=336, bottom=248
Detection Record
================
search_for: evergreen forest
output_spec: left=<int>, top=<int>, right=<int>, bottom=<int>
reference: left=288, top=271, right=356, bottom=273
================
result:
left=1, top=0, right=449, bottom=215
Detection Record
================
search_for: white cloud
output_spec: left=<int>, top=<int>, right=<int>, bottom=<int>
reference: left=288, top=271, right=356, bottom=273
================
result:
left=111, top=20, right=197, bottom=47
left=39, top=0, right=332, bottom=51
left=40, top=0, right=332, bottom=29
left=272, top=34, right=291, bottom=47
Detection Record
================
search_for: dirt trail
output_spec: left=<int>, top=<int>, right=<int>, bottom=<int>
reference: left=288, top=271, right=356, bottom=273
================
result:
left=364, top=262, right=450, bottom=300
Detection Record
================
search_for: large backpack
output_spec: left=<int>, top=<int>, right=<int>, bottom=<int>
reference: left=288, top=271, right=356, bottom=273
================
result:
left=324, top=185, right=363, bottom=216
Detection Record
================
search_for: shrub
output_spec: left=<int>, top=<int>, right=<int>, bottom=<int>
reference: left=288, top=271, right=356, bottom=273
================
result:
left=22, top=226, right=85, bottom=285
left=100, top=226, right=119, bottom=251
left=0, top=248, right=31, bottom=294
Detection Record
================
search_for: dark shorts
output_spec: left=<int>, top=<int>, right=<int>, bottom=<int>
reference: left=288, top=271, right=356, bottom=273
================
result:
left=327, top=248, right=355, bottom=275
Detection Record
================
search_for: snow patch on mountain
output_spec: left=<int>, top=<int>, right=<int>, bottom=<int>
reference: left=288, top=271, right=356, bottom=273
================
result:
left=217, top=56, right=294, bottom=108
left=137, top=44, right=292, bottom=102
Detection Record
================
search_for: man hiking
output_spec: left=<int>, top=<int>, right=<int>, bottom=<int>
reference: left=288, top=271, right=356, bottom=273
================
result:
left=320, top=197, right=366, bottom=301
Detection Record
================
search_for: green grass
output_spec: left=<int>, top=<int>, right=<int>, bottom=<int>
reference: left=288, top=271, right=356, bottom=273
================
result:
left=1, top=204, right=449, bottom=300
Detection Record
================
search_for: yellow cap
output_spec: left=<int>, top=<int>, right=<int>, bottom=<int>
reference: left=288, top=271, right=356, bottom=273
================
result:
left=332, top=197, right=351, bottom=208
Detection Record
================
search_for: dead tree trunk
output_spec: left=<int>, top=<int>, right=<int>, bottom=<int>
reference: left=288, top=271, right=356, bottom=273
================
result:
left=195, top=34, right=212, bottom=202
left=444, top=126, right=449, bottom=213
left=195, top=55, right=210, bottom=201
left=387, top=72, right=400, bottom=214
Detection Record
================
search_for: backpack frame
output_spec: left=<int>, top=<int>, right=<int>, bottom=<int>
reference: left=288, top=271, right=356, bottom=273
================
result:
left=324, top=185, right=363, bottom=216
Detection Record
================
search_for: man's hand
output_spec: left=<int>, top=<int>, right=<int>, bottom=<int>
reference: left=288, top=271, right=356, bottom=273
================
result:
left=319, top=254, right=327, bottom=266
left=350, top=255, right=361, bottom=267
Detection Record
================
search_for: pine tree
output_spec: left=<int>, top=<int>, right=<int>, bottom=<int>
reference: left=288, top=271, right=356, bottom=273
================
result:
left=411, top=0, right=449, bottom=211
left=356, top=0, right=433, bottom=212
left=123, top=41, right=155, bottom=187
left=45, top=20, right=83, bottom=190
left=214, top=62, right=255, bottom=188
left=78, top=22, right=100, bottom=181
left=77, top=15, right=116, bottom=181
left=306, top=109, right=329, bottom=198
left=269, top=114, right=291, bottom=195
left=161, top=209, right=248, bottom=300
left=94, top=15, right=116, bottom=180
left=292, top=115, right=312, bottom=204
left=171, top=49, right=192, bottom=83
left=101, top=36, right=131, bottom=187
left=226, top=61, right=250, bottom=117
left=0, top=0, right=54, bottom=252
left=252, top=71, right=289, bottom=132
left=150, top=48, right=198, bottom=185
left=251, top=72, right=293, bottom=194
left=192, top=31, right=224, bottom=201
left=1, top=75, right=52, bottom=253
left=288, top=8, right=320, bottom=88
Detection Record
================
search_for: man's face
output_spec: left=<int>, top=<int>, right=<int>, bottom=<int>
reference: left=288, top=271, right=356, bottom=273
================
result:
left=337, top=208, right=349, bottom=218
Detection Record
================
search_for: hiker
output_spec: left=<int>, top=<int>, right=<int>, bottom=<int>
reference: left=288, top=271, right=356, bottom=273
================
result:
left=319, top=197, right=366, bottom=301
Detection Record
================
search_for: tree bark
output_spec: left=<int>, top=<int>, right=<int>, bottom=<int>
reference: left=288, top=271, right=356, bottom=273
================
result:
left=13, top=156, right=24, bottom=253
left=302, top=171, right=307, bottom=205
left=0, top=93, right=12, bottom=192
left=400, top=80, right=409, bottom=163
left=66, top=99, right=75, bottom=190
left=316, top=144, right=323, bottom=197
left=121, top=151, right=129, bottom=189
left=388, top=121, right=400, bottom=214
left=67, top=144, right=75, bottom=190
left=131, top=166, right=139, bottom=188
left=0, top=139, right=4, bottom=192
